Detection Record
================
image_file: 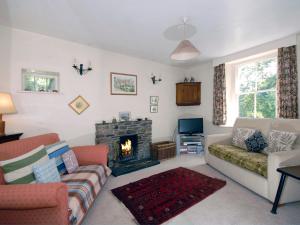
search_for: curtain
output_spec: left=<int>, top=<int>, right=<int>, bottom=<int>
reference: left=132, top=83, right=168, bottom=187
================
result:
left=213, top=63, right=227, bottom=125
left=277, top=45, right=298, bottom=119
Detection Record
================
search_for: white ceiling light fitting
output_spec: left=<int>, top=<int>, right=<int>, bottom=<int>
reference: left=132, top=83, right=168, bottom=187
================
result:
left=170, top=17, right=200, bottom=61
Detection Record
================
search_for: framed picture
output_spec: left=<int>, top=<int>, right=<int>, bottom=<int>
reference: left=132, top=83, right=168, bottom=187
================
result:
left=150, top=105, right=158, bottom=113
left=69, top=95, right=90, bottom=115
left=111, top=72, right=137, bottom=95
left=119, top=111, right=131, bottom=121
left=150, top=96, right=159, bottom=105
left=21, top=68, right=59, bottom=93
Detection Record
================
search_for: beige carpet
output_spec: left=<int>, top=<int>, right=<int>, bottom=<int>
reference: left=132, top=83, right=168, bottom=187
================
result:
left=82, top=155, right=300, bottom=225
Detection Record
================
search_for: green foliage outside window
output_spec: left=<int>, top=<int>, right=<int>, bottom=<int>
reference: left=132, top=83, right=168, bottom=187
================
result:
left=238, top=57, right=277, bottom=118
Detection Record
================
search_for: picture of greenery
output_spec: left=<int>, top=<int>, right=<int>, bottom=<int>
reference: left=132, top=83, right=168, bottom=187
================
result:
left=111, top=73, right=137, bottom=95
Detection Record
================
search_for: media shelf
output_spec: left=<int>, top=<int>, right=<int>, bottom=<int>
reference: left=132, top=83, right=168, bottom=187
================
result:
left=176, top=133, right=205, bottom=155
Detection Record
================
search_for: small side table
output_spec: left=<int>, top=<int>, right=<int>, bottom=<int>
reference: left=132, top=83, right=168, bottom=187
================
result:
left=271, top=165, right=300, bottom=214
left=0, top=133, right=23, bottom=144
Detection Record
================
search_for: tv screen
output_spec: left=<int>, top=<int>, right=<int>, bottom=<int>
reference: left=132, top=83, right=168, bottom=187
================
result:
left=178, top=118, right=203, bottom=134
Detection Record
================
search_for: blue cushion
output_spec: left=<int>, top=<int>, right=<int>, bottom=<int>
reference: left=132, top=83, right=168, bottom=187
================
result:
left=245, top=131, right=268, bottom=153
left=32, top=159, right=61, bottom=183
left=45, top=141, right=70, bottom=175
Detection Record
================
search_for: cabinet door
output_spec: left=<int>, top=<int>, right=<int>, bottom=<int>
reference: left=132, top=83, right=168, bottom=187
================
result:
left=176, top=83, right=201, bottom=106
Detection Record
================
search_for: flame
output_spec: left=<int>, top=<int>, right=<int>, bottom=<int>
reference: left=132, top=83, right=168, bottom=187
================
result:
left=121, top=139, right=132, bottom=156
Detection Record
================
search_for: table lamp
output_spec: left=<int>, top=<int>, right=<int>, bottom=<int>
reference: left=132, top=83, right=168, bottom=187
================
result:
left=0, top=92, right=17, bottom=136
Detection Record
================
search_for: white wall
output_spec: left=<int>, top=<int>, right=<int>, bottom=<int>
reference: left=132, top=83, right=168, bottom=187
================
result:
left=0, top=26, right=185, bottom=146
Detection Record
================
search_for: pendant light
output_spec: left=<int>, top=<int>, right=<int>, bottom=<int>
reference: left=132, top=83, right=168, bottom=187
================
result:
left=170, top=18, right=200, bottom=61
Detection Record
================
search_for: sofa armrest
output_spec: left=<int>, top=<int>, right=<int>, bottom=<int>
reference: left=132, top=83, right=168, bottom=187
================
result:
left=206, top=133, right=232, bottom=148
left=72, top=144, right=109, bottom=166
left=267, top=150, right=300, bottom=202
left=0, top=183, right=68, bottom=210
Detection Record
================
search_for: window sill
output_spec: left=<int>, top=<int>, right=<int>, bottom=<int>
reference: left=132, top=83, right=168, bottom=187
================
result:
left=17, top=91, right=63, bottom=95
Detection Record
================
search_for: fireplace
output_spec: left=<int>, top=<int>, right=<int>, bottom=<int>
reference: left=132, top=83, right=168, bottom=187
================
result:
left=119, top=134, right=138, bottom=162
left=96, top=120, right=160, bottom=176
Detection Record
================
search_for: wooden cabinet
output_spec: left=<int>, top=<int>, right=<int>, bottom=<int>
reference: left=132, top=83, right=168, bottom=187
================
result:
left=176, top=82, right=201, bottom=106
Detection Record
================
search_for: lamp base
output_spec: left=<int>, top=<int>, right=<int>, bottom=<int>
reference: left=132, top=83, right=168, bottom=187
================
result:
left=0, top=114, right=5, bottom=136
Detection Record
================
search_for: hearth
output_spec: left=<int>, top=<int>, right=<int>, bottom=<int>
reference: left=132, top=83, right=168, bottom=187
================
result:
left=119, top=134, right=137, bottom=162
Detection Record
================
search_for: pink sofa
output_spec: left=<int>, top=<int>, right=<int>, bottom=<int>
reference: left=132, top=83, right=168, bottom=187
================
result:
left=0, top=133, right=109, bottom=225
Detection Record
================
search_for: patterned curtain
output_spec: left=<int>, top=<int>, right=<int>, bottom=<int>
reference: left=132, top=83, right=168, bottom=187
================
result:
left=213, top=64, right=227, bottom=125
left=277, top=45, right=298, bottom=119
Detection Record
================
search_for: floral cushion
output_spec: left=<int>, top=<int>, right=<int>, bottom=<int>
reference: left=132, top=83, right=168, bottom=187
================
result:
left=232, top=128, right=256, bottom=150
left=266, top=130, right=298, bottom=154
left=62, top=150, right=79, bottom=173
left=208, top=144, right=267, bottom=177
left=245, top=131, right=268, bottom=153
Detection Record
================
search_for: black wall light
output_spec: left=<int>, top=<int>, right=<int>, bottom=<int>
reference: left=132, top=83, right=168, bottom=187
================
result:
left=72, top=59, right=92, bottom=76
left=151, top=74, right=162, bottom=84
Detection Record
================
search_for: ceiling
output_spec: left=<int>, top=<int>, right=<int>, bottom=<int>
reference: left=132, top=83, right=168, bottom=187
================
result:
left=1, top=0, right=300, bottom=68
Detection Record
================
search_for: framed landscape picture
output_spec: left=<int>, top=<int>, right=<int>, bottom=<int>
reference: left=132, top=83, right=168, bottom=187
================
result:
left=111, top=72, right=137, bottom=95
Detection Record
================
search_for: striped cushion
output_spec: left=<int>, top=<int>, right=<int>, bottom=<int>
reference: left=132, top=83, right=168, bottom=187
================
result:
left=0, top=145, right=48, bottom=184
left=33, top=159, right=61, bottom=183
left=46, top=141, right=70, bottom=175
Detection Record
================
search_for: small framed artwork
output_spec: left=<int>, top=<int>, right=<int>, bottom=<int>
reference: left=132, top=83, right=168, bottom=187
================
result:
left=119, top=111, right=131, bottom=121
left=150, top=96, right=159, bottom=105
left=111, top=72, right=137, bottom=95
left=150, top=105, right=158, bottom=113
left=69, top=95, right=90, bottom=115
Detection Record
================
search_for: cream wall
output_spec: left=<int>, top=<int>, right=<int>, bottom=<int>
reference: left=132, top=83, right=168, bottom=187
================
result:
left=0, top=25, right=185, bottom=146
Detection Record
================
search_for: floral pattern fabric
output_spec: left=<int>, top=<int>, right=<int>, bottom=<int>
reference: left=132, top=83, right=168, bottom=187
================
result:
left=266, top=130, right=298, bottom=154
left=232, top=128, right=256, bottom=150
left=277, top=45, right=298, bottom=119
left=213, top=63, right=227, bottom=125
left=208, top=144, right=267, bottom=178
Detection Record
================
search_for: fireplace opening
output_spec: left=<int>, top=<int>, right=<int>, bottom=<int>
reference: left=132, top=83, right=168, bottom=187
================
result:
left=119, top=134, right=138, bottom=162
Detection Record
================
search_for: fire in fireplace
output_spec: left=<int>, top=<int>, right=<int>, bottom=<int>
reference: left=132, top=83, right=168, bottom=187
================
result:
left=119, top=134, right=138, bottom=162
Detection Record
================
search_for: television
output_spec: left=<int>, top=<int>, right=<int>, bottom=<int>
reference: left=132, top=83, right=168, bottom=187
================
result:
left=178, top=118, right=203, bottom=134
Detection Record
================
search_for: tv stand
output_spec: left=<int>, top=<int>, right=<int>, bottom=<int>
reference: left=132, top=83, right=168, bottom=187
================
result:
left=176, top=133, right=204, bottom=155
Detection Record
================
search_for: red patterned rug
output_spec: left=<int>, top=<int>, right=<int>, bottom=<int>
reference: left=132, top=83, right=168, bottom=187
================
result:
left=111, top=167, right=226, bottom=225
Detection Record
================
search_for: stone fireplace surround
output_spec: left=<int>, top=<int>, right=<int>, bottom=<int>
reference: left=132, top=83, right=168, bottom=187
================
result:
left=95, top=120, right=152, bottom=167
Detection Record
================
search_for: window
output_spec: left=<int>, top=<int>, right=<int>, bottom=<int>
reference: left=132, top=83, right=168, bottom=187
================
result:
left=22, top=69, right=59, bottom=93
left=237, top=55, right=277, bottom=118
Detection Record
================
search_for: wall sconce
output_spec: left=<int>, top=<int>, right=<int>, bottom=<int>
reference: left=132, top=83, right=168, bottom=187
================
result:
left=72, top=59, right=92, bottom=76
left=151, top=74, right=162, bottom=84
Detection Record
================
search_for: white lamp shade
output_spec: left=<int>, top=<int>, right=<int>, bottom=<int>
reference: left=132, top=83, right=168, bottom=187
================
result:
left=170, top=40, right=200, bottom=61
left=0, top=92, right=17, bottom=114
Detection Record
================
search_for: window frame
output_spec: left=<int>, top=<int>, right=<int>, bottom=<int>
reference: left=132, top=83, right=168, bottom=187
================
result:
left=234, top=51, right=278, bottom=119
left=21, top=69, right=60, bottom=94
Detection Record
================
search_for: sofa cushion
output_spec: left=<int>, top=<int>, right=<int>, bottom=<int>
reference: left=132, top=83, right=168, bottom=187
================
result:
left=0, top=145, right=48, bottom=184
left=271, top=119, right=300, bottom=150
left=208, top=144, right=267, bottom=178
left=62, top=150, right=79, bottom=174
left=232, top=128, right=256, bottom=150
left=61, top=165, right=111, bottom=225
left=46, top=141, right=70, bottom=175
left=234, top=118, right=272, bottom=137
left=266, top=130, right=298, bottom=154
left=245, top=131, right=268, bottom=153
left=33, top=159, right=61, bottom=183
